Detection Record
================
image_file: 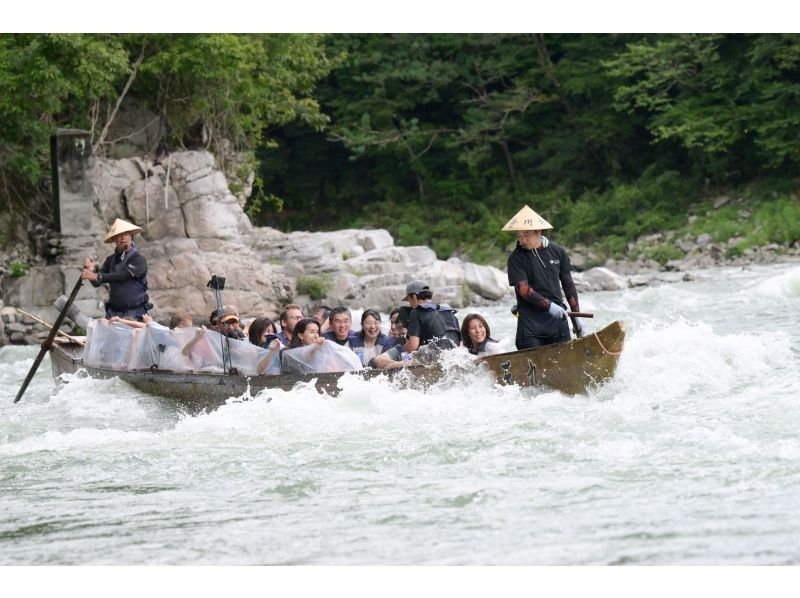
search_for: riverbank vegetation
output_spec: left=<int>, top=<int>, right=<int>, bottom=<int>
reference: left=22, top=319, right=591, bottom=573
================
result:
left=255, top=33, right=800, bottom=267
left=2, top=34, right=799, bottom=267
left=0, top=33, right=334, bottom=246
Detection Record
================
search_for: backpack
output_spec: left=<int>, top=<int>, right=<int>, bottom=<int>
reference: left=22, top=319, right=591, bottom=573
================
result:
left=420, top=304, right=461, bottom=349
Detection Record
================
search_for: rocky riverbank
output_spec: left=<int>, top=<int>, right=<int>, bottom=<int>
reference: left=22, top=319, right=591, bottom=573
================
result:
left=2, top=148, right=799, bottom=347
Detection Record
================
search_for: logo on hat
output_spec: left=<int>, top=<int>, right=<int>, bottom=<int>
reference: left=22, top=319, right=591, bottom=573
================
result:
left=104, top=218, right=143, bottom=243
left=501, top=205, right=553, bottom=231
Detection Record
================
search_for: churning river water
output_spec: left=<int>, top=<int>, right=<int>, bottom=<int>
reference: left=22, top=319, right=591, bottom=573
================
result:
left=1, top=262, right=799, bottom=565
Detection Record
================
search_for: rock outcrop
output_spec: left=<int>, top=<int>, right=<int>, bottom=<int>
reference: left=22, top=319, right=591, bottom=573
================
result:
left=7, top=148, right=796, bottom=347
left=2, top=150, right=517, bottom=345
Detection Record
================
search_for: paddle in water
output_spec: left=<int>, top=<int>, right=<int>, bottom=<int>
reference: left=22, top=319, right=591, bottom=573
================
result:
left=13, top=276, right=83, bottom=404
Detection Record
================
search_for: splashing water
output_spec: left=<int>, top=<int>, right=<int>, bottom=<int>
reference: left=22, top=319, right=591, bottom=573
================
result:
left=1, top=263, right=799, bottom=564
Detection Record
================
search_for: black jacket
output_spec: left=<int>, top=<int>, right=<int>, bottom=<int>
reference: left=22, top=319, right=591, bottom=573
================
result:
left=507, top=242, right=579, bottom=339
left=92, top=248, right=149, bottom=312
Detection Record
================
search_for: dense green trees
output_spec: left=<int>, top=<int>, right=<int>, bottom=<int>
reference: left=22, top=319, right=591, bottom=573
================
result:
left=2, top=34, right=799, bottom=263
left=256, top=33, right=800, bottom=264
left=0, top=33, right=333, bottom=244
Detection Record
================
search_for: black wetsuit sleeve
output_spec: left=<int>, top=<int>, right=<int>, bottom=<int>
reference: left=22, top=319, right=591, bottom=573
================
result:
left=558, top=247, right=580, bottom=312
left=508, top=251, right=551, bottom=311
left=90, top=255, right=114, bottom=288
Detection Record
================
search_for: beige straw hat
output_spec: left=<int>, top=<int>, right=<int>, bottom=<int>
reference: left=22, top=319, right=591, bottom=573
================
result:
left=104, top=218, right=142, bottom=243
left=501, top=205, right=553, bottom=231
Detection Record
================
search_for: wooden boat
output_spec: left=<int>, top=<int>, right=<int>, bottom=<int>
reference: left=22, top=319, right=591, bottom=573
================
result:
left=48, top=320, right=625, bottom=411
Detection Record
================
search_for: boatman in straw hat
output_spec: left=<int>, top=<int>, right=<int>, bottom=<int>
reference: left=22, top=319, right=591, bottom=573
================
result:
left=503, top=205, right=582, bottom=349
left=81, top=218, right=151, bottom=321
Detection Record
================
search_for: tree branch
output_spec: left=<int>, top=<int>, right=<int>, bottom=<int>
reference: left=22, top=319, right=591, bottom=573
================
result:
left=93, top=46, right=146, bottom=153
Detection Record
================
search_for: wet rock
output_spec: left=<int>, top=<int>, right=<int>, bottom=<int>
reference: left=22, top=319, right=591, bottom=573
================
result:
left=580, top=267, right=627, bottom=291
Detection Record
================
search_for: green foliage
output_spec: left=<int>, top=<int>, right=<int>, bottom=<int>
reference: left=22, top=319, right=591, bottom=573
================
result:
left=0, top=34, right=335, bottom=247
left=560, top=169, right=694, bottom=245
left=9, top=260, right=29, bottom=277
left=297, top=274, right=333, bottom=301
left=641, top=243, right=685, bottom=265
left=0, top=34, right=129, bottom=237
left=685, top=187, right=800, bottom=252
left=4, top=33, right=800, bottom=263
left=254, top=33, right=800, bottom=263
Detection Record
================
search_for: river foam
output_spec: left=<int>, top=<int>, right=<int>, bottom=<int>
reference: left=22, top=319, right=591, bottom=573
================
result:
left=2, top=262, right=799, bottom=564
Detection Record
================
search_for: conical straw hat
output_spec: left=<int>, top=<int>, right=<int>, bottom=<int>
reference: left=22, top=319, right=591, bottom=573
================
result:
left=501, top=205, right=553, bottom=231
left=104, top=218, right=142, bottom=242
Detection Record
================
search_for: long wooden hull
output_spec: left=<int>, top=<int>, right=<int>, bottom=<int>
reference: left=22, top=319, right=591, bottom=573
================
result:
left=477, top=320, right=626, bottom=395
left=49, top=320, right=625, bottom=410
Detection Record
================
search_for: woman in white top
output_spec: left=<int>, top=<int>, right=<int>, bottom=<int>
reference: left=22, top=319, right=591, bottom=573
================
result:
left=461, top=313, right=503, bottom=356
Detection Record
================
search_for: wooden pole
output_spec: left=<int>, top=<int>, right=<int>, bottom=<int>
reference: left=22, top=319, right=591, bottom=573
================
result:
left=13, top=277, right=83, bottom=403
left=15, top=308, right=85, bottom=346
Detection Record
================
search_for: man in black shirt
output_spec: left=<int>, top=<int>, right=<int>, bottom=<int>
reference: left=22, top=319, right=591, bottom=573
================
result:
left=401, top=280, right=461, bottom=352
left=504, top=205, right=582, bottom=349
left=81, top=218, right=151, bottom=321
left=372, top=281, right=460, bottom=369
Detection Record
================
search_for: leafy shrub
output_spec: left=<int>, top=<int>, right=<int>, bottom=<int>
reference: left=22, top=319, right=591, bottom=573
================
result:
left=642, top=243, right=685, bottom=265
left=10, top=260, right=29, bottom=277
left=297, top=274, right=333, bottom=300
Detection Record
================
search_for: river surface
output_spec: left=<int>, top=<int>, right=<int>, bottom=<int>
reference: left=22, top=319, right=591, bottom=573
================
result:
left=2, top=263, right=799, bottom=565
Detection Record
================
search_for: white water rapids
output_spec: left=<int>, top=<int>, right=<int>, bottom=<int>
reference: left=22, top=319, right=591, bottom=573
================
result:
left=1, top=263, right=799, bottom=565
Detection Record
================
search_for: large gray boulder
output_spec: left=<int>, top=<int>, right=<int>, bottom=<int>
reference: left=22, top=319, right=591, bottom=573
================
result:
left=464, top=262, right=511, bottom=301
left=576, top=267, right=627, bottom=292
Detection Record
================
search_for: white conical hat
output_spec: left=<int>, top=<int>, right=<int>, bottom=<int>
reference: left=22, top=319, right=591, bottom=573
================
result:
left=501, top=205, right=553, bottom=231
left=104, top=218, right=142, bottom=242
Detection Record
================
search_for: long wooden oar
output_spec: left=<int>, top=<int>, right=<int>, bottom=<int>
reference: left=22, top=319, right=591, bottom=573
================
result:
left=568, top=312, right=593, bottom=339
left=13, top=276, right=83, bottom=404
left=15, top=308, right=85, bottom=346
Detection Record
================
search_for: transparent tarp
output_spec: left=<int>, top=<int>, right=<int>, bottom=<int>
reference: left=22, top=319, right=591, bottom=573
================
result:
left=128, top=323, right=194, bottom=372
left=83, top=318, right=137, bottom=370
left=281, top=341, right=363, bottom=375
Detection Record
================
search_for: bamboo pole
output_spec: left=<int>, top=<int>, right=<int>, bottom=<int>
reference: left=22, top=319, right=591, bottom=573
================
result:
left=15, top=308, right=85, bottom=346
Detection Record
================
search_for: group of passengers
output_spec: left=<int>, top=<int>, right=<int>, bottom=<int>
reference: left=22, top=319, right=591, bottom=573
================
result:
left=198, top=280, right=503, bottom=374
left=96, top=279, right=503, bottom=375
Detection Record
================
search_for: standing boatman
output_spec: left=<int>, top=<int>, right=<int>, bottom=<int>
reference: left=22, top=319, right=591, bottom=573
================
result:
left=503, top=205, right=582, bottom=349
left=81, top=218, right=151, bottom=321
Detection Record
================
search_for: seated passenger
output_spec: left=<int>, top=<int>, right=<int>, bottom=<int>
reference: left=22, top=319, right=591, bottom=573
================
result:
left=248, top=316, right=279, bottom=348
left=276, top=303, right=304, bottom=346
left=312, top=304, right=332, bottom=335
left=181, top=324, right=223, bottom=372
left=461, top=313, right=503, bottom=356
left=169, top=313, right=193, bottom=330
left=389, top=308, right=401, bottom=337
left=219, top=305, right=246, bottom=340
left=281, top=318, right=362, bottom=375
left=208, top=310, right=221, bottom=333
left=287, top=318, right=325, bottom=349
left=349, top=309, right=399, bottom=367
left=391, top=306, right=409, bottom=345
left=247, top=318, right=282, bottom=375
left=322, top=306, right=357, bottom=347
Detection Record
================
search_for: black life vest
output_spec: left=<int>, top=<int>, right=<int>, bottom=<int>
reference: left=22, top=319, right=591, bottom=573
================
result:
left=416, top=303, right=462, bottom=349
left=108, top=249, right=149, bottom=311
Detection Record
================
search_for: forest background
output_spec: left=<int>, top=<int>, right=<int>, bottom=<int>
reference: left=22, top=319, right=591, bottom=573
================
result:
left=2, top=33, right=799, bottom=270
